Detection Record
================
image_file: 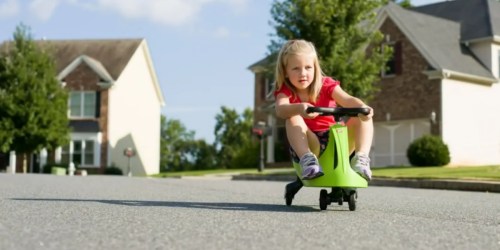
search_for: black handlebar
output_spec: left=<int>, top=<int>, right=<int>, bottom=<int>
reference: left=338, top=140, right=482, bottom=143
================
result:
left=306, top=107, right=370, bottom=117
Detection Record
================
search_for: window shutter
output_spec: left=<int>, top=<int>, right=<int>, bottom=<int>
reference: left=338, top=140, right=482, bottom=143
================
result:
left=95, top=91, right=101, bottom=118
left=395, top=41, right=403, bottom=75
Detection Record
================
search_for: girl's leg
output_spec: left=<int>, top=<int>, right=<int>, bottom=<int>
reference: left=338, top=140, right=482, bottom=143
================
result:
left=346, top=117, right=373, bottom=155
left=286, top=115, right=320, bottom=158
left=346, top=117, right=374, bottom=180
left=286, top=115, right=323, bottom=179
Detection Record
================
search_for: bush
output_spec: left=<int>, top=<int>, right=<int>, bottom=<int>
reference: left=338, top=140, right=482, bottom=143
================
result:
left=104, top=166, right=124, bottom=175
left=42, top=164, right=69, bottom=174
left=407, top=135, right=450, bottom=166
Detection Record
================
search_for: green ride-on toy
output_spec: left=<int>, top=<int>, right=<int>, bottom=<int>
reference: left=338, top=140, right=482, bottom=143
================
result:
left=285, top=107, right=370, bottom=211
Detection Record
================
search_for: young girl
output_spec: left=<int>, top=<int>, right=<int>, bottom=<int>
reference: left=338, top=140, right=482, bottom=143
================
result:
left=274, top=39, right=374, bottom=182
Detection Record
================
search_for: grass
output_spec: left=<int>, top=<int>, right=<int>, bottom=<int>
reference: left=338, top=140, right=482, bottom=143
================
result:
left=152, top=165, right=500, bottom=181
left=152, top=169, right=276, bottom=178
left=372, top=165, right=500, bottom=181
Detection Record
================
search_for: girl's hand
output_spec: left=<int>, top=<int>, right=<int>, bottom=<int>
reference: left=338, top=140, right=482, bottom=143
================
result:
left=358, top=106, right=374, bottom=121
left=301, top=103, right=318, bottom=119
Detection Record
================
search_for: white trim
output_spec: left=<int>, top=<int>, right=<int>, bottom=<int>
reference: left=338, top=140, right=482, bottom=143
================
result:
left=68, top=91, right=97, bottom=118
left=463, top=35, right=500, bottom=45
left=67, top=132, right=102, bottom=167
left=57, top=55, right=114, bottom=85
left=140, top=40, right=165, bottom=106
left=423, top=69, right=497, bottom=85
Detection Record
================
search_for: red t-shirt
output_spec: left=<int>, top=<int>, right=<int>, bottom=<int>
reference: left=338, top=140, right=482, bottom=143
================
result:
left=274, top=77, right=340, bottom=131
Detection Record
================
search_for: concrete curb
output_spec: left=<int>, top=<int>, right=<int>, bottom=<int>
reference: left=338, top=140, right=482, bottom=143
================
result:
left=232, top=174, right=500, bottom=193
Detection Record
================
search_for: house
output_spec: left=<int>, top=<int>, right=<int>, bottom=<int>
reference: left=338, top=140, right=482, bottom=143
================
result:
left=0, top=38, right=165, bottom=175
left=248, top=0, right=500, bottom=167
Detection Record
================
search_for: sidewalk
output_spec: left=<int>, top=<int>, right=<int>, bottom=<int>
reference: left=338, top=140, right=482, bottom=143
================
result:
left=232, top=173, right=500, bottom=193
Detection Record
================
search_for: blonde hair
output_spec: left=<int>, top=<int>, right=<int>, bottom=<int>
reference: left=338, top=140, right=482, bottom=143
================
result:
left=275, top=39, right=324, bottom=103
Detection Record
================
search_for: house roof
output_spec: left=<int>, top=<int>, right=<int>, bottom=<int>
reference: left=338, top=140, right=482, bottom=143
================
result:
left=0, top=38, right=142, bottom=80
left=412, top=0, right=500, bottom=41
left=1, top=38, right=165, bottom=105
left=248, top=53, right=276, bottom=73
left=41, top=39, right=143, bottom=80
left=380, top=2, right=496, bottom=82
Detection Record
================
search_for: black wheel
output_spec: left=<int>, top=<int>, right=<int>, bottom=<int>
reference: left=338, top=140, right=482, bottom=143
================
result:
left=284, top=177, right=303, bottom=207
left=338, top=199, right=343, bottom=206
left=319, top=189, right=328, bottom=210
left=348, top=193, right=357, bottom=211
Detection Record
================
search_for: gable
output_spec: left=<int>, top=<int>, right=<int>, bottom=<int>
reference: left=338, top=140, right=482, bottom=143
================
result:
left=413, top=0, right=500, bottom=41
left=40, top=39, right=142, bottom=80
left=58, top=55, right=114, bottom=86
left=376, top=2, right=496, bottom=84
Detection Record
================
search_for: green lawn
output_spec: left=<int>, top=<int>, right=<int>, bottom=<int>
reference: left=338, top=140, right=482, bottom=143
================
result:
left=372, top=165, right=500, bottom=181
left=153, top=165, right=500, bottom=181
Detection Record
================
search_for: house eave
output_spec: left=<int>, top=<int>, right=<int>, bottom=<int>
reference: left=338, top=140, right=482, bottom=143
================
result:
left=462, top=35, right=500, bottom=45
left=423, top=69, right=497, bottom=85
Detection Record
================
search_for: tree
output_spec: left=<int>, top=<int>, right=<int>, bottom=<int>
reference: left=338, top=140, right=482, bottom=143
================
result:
left=269, top=0, right=393, bottom=101
left=214, top=106, right=257, bottom=169
left=160, top=115, right=195, bottom=171
left=160, top=115, right=217, bottom=171
left=0, top=24, right=69, bottom=171
left=393, top=0, right=412, bottom=8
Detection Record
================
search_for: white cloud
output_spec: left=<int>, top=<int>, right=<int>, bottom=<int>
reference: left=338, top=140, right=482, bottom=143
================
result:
left=213, top=26, right=230, bottom=38
left=75, top=0, right=248, bottom=26
left=1, top=0, right=248, bottom=26
left=29, top=0, right=61, bottom=21
left=0, top=0, right=20, bottom=18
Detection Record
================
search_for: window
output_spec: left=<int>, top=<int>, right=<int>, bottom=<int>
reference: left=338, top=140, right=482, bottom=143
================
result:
left=382, top=41, right=402, bottom=77
left=61, top=140, right=96, bottom=166
left=265, top=77, right=274, bottom=100
left=498, top=49, right=500, bottom=77
left=69, top=92, right=96, bottom=118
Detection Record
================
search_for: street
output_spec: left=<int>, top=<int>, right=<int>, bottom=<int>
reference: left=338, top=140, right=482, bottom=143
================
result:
left=1, top=174, right=499, bottom=250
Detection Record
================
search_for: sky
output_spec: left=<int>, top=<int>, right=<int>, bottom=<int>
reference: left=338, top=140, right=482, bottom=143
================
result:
left=0, top=0, right=442, bottom=143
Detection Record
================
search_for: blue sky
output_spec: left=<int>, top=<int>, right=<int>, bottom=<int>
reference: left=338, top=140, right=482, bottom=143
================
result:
left=0, top=0, right=441, bottom=143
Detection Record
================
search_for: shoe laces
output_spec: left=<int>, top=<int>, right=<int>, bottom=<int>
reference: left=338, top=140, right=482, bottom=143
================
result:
left=300, top=153, right=318, bottom=167
left=357, top=154, right=370, bottom=167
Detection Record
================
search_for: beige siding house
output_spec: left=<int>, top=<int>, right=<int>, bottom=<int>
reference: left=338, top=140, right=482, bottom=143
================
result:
left=1, top=38, right=165, bottom=175
left=249, top=0, right=500, bottom=167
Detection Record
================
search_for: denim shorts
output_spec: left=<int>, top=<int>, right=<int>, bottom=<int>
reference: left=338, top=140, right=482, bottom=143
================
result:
left=290, top=129, right=330, bottom=163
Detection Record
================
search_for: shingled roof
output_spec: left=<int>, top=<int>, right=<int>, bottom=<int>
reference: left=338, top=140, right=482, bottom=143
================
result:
left=380, top=1, right=496, bottom=82
left=412, top=0, right=500, bottom=41
left=1, top=38, right=143, bottom=80
left=44, top=39, right=143, bottom=80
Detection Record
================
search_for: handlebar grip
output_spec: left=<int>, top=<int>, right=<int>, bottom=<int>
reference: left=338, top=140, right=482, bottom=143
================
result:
left=306, top=107, right=370, bottom=117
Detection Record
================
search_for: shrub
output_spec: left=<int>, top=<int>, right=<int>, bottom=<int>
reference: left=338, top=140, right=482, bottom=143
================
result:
left=407, top=135, right=450, bottom=166
left=104, top=166, right=124, bottom=175
left=42, top=164, right=69, bottom=174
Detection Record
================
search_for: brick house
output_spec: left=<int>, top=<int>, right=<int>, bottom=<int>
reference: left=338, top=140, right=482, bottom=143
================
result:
left=249, top=0, right=500, bottom=167
left=0, top=39, right=165, bottom=175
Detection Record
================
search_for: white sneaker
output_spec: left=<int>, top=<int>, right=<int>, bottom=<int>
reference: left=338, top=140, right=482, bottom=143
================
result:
left=299, top=152, right=324, bottom=180
left=350, top=153, right=372, bottom=181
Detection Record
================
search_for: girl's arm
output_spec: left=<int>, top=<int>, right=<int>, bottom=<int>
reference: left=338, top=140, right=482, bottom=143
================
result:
left=331, top=86, right=374, bottom=120
left=275, top=93, right=318, bottom=119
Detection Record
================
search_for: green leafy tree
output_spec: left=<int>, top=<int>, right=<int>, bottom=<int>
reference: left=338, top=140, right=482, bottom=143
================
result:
left=160, top=115, right=195, bottom=171
left=214, top=107, right=257, bottom=169
left=0, top=24, right=69, bottom=170
left=392, top=0, right=412, bottom=8
left=160, top=115, right=218, bottom=171
left=269, top=0, right=393, bottom=101
left=191, top=139, right=218, bottom=170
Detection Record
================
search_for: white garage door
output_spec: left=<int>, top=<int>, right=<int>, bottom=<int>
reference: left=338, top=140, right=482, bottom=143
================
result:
left=371, top=119, right=430, bottom=167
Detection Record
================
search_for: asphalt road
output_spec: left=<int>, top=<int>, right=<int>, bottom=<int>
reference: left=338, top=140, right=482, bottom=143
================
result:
left=1, top=174, right=499, bottom=250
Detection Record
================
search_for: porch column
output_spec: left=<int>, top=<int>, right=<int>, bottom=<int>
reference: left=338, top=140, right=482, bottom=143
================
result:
left=9, top=151, right=16, bottom=174
left=266, top=114, right=275, bottom=163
